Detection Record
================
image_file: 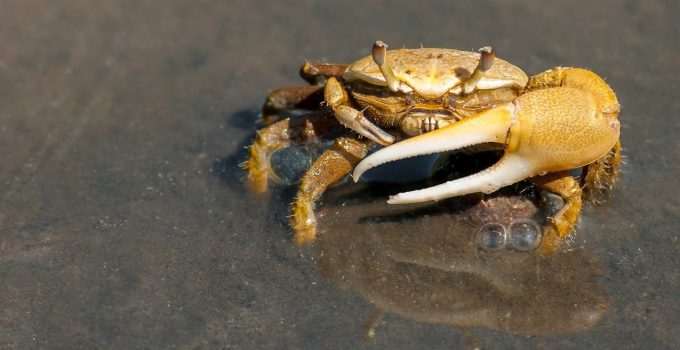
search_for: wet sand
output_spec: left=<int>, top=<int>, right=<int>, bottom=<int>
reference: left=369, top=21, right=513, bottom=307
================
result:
left=1, top=0, right=679, bottom=348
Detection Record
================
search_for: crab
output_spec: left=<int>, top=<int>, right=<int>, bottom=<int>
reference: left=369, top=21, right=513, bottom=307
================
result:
left=245, top=40, right=621, bottom=251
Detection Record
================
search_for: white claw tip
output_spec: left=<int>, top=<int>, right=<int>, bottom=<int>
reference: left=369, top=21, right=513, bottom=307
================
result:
left=386, top=193, right=416, bottom=204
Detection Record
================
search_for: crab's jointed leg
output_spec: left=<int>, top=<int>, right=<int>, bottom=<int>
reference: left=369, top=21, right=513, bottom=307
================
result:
left=529, top=171, right=583, bottom=253
left=582, top=140, right=622, bottom=203
left=299, top=61, right=348, bottom=85
left=291, top=136, right=373, bottom=245
left=528, top=141, right=621, bottom=253
left=260, top=61, right=348, bottom=124
left=244, top=111, right=345, bottom=193
left=261, top=85, right=324, bottom=124
left=325, top=76, right=395, bottom=146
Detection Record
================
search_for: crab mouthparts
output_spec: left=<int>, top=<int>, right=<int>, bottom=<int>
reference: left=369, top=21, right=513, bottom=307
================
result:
left=400, top=109, right=459, bottom=135
left=406, top=108, right=455, bottom=118
left=352, top=103, right=537, bottom=204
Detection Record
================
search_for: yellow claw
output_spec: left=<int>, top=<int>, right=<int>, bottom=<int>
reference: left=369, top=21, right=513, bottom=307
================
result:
left=353, top=81, right=620, bottom=204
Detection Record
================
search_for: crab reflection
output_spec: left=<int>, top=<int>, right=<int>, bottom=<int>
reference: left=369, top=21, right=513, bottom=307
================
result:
left=314, top=185, right=609, bottom=336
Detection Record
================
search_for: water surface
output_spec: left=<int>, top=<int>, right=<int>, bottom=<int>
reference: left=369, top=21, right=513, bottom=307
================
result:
left=0, top=0, right=679, bottom=348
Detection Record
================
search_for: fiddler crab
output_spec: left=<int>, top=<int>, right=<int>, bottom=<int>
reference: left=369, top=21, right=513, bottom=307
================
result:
left=245, top=40, right=621, bottom=252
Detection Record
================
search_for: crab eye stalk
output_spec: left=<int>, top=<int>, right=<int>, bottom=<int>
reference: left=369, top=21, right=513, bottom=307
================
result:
left=372, top=40, right=401, bottom=92
left=462, top=46, right=496, bottom=94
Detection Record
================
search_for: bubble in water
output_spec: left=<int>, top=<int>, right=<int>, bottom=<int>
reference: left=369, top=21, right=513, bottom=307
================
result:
left=508, top=219, right=542, bottom=251
left=477, top=223, right=507, bottom=251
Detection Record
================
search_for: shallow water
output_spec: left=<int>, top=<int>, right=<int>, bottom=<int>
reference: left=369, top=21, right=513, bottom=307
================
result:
left=1, top=0, right=679, bottom=348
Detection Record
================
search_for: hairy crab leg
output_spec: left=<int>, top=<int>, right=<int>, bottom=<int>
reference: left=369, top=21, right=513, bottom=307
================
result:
left=581, top=140, right=622, bottom=203
left=291, top=136, right=373, bottom=245
left=244, top=111, right=345, bottom=193
left=529, top=171, right=583, bottom=253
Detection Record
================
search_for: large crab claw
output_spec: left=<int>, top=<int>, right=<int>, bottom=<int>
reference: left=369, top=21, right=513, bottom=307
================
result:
left=352, top=86, right=620, bottom=204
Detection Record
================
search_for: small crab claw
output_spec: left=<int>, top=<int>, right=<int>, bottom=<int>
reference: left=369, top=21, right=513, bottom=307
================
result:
left=353, top=87, right=620, bottom=204
left=335, top=105, right=395, bottom=146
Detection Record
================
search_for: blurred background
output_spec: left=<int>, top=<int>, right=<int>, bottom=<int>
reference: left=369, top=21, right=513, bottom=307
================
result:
left=0, top=0, right=679, bottom=348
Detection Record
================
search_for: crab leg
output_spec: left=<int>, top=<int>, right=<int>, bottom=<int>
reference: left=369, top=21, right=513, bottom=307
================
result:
left=261, top=85, right=325, bottom=124
left=263, top=85, right=324, bottom=111
left=353, top=85, right=620, bottom=205
left=530, top=171, right=583, bottom=253
left=581, top=140, right=622, bottom=203
left=244, top=111, right=345, bottom=193
left=299, top=61, right=348, bottom=85
left=291, top=136, right=373, bottom=245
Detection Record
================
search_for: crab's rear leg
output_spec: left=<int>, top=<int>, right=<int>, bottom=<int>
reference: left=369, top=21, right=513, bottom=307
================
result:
left=529, top=141, right=620, bottom=252
left=244, top=111, right=344, bottom=193
left=529, top=172, right=583, bottom=253
left=292, top=136, right=372, bottom=245
left=262, top=85, right=325, bottom=124
left=527, top=142, right=620, bottom=252
left=582, top=141, right=622, bottom=203
left=299, top=61, right=348, bottom=85
left=260, top=62, right=348, bottom=124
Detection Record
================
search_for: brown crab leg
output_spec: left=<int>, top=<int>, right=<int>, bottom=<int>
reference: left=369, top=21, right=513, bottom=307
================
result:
left=262, top=85, right=325, bottom=124
left=299, top=61, right=348, bottom=85
left=521, top=67, right=622, bottom=250
left=529, top=171, right=582, bottom=253
left=291, top=135, right=373, bottom=245
left=581, top=140, right=622, bottom=203
left=261, top=61, right=348, bottom=123
left=264, top=85, right=324, bottom=111
left=244, top=111, right=345, bottom=193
